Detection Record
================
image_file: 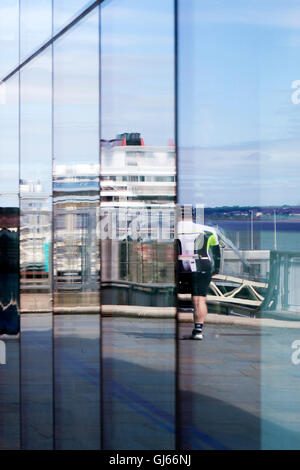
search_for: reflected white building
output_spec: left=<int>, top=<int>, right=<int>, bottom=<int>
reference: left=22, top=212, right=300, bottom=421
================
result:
left=101, top=142, right=175, bottom=207
left=100, top=141, right=176, bottom=284
left=52, top=140, right=176, bottom=289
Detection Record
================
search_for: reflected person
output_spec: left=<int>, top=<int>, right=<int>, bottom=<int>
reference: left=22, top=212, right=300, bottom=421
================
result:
left=177, top=209, right=221, bottom=339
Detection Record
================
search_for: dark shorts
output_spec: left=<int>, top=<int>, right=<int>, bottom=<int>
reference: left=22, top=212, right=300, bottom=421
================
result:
left=191, top=271, right=212, bottom=296
left=191, top=259, right=212, bottom=297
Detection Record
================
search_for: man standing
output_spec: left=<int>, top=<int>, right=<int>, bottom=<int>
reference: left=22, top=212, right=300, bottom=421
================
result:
left=177, top=211, right=221, bottom=340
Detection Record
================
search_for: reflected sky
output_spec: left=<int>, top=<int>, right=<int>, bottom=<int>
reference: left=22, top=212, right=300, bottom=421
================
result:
left=0, top=74, right=19, bottom=205
left=2, top=0, right=300, bottom=206
left=179, top=0, right=300, bottom=206
left=0, top=0, right=19, bottom=79
left=53, top=8, right=99, bottom=165
left=20, top=0, right=52, bottom=62
left=20, top=49, right=52, bottom=196
left=53, top=0, right=95, bottom=33
left=101, top=0, right=174, bottom=146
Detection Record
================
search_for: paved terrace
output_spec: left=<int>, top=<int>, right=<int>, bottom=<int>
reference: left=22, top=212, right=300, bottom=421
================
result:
left=1, top=313, right=300, bottom=449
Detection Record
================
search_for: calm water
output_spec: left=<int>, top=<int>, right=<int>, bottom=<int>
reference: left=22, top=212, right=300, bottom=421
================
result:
left=208, top=219, right=300, bottom=252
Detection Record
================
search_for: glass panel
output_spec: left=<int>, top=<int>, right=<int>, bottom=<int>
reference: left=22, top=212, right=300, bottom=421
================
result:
left=0, top=74, right=20, bottom=449
left=177, top=0, right=261, bottom=450
left=0, top=0, right=19, bottom=79
left=20, top=49, right=53, bottom=449
left=100, top=0, right=176, bottom=450
left=257, top=0, right=300, bottom=450
left=53, top=0, right=95, bottom=34
left=20, top=0, right=52, bottom=62
left=53, top=8, right=100, bottom=450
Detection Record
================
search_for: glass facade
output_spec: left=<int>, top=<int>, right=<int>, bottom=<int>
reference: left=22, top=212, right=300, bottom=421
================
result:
left=1, top=0, right=300, bottom=451
left=177, top=0, right=260, bottom=450
left=0, top=72, right=20, bottom=450
left=100, top=0, right=176, bottom=449
left=20, top=48, right=53, bottom=450
left=53, top=8, right=100, bottom=450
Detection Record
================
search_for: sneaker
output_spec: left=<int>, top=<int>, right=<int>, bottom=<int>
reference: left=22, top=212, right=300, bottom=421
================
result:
left=192, top=329, right=203, bottom=340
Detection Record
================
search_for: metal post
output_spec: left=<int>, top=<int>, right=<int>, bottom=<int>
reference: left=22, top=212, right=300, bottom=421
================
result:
left=250, top=210, right=254, bottom=250
left=274, top=209, right=277, bottom=250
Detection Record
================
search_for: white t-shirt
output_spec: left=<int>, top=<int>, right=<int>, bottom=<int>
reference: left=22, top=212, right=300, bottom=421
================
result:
left=177, top=220, right=219, bottom=272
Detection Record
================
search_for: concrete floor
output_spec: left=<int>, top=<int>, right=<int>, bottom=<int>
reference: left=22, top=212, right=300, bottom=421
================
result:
left=1, top=314, right=300, bottom=449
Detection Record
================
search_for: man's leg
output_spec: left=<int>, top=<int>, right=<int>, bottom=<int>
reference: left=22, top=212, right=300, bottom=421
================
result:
left=191, top=295, right=207, bottom=339
left=190, top=269, right=210, bottom=339
left=192, top=295, right=207, bottom=324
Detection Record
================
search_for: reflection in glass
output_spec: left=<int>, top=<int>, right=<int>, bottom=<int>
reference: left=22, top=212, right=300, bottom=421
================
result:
left=177, top=0, right=261, bottom=450
left=0, top=207, right=19, bottom=334
left=53, top=0, right=95, bottom=33
left=20, top=49, right=53, bottom=449
left=255, top=0, right=300, bottom=449
left=100, top=0, right=176, bottom=449
left=53, top=9, right=100, bottom=450
left=178, top=0, right=300, bottom=451
left=20, top=0, right=52, bottom=62
left=0, top=73, right=20, bottom=333
left=100, top=142, right=176, bottom=304
left=0, top=73, right=20, bottom=449
left=0, top=0, right=19, bottom=79
left=53, top=163, right=99, bottom=307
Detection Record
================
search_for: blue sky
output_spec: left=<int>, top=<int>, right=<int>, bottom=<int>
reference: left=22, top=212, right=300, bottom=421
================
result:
left=179, top=0, right=300, bottom=207
left=2, top=0, right=300, bottom=208
left=101, top=0, right=174, bottom=145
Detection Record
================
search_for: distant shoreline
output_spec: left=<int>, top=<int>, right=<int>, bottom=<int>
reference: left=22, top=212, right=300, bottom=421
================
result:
left=206, top=219, right=300, bottom=231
